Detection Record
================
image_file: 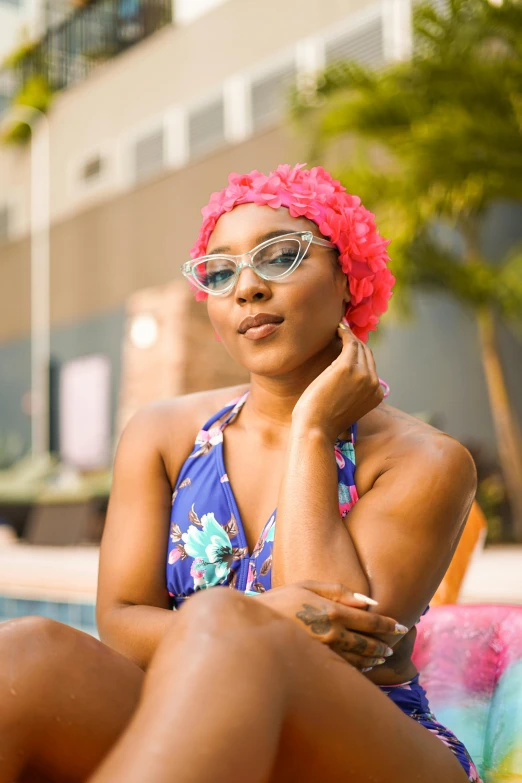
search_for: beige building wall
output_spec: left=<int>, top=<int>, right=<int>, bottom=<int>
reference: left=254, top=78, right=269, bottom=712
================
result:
left=0, top=0, right=405, bottom=341
left=0, top=0, right=396, bottom=236
left=0, top=125, right=296, bottom=342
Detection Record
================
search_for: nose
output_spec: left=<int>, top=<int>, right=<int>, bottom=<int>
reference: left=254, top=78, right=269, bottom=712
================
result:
left=234, top=266, right=272, bottom=305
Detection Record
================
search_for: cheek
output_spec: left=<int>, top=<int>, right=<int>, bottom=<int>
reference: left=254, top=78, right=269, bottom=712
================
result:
left=292, top=273, right=344, bottom=323
left=206, top=300, right=229, bottom=336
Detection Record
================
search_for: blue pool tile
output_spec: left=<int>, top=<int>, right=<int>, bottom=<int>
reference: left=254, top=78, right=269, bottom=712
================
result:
left=0, top=594, right=97, bottom=636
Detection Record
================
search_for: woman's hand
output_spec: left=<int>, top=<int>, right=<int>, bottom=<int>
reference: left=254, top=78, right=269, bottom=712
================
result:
left=292, top=322, right=384, bottom=443
left=258, top=580, right=407, bottom=670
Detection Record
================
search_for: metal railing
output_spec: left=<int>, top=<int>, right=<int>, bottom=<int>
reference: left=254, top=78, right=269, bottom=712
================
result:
left=0, top=0, right=172, bottom=99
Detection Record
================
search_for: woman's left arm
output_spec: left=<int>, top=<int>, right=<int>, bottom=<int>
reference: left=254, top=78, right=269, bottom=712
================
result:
left=273, top=425, right=476, bottom=631
left=272, top=325, right=477, bottom=632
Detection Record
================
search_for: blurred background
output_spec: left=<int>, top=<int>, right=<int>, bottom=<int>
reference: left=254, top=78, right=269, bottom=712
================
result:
left=0, top=0, right=521, bottom=635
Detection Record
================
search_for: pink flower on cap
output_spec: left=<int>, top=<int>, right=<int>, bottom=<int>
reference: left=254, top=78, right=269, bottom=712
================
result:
left=190, top=163, right=394, bottom=343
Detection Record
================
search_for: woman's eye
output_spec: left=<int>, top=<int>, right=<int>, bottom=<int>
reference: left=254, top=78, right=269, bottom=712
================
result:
left=207, top=268, right=234, bottom=287
left=267, top=251, right=298, bottom=266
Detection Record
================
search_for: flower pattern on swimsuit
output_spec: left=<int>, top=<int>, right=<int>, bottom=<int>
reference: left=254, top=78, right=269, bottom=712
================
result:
left=165, top=391, right=482, bottom=783
left=171, top=507, right=248, bottom=591
left=166, top=393, right=359, bottom=604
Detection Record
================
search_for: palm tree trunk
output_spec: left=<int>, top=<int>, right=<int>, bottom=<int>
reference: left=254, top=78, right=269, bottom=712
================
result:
left=463, top=218, right=522, bottom=541
left=475, top=309, right=522, bottom=542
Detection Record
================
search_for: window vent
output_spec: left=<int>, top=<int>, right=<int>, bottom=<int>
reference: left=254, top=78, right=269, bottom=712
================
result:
left=251, top=63, right=297, bottom=132
left=134, top=127, right=166, bottom=183
left=188, top=97, right=225, bottom=160
left=325, top=17, right=384, bottom=68
left=0, top=205, right=10, bottom=243
left=81, top=154, right=104, bottom=183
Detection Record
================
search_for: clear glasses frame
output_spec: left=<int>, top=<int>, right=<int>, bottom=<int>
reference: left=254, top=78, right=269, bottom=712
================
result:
left=181, top=230, right=336, bottom=296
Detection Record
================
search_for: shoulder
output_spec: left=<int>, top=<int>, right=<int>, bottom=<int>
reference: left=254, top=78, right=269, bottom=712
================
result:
left=356, top=403, right=477, bottom=501
left=118, top=383, right=250, bottom=484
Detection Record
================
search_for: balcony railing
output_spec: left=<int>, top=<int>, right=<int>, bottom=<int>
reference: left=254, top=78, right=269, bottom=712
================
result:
left=0, top=0, right=172, bottom=100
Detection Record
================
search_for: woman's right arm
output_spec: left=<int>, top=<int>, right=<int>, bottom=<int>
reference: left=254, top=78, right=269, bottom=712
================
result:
left=96, top=392, right=402, bottom=672
left=96, top=402, right=192, bottom=670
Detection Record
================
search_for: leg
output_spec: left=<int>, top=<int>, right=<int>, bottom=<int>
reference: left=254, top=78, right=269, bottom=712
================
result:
left=90, top=590, right=470, bottom=783
left=0, top=616, right=143, bottom=782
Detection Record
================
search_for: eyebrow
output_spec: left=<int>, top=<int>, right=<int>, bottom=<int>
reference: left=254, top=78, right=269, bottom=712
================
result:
left=207, top=229, right=296, bottom=256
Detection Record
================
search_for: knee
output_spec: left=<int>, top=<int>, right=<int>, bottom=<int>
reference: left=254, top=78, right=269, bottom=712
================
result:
left=159, top=588, right=292, bottom=661
left=179, top=587, right=278, bottom=637
left=0, top=616, right=80, bottom=690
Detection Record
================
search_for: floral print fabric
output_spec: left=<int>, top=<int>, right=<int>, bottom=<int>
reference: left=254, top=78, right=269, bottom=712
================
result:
left=165, top=392, right=480, bottom=780
left=382, top=677, right=482, bottom=781
left=166, top=392, right=359, bottom=604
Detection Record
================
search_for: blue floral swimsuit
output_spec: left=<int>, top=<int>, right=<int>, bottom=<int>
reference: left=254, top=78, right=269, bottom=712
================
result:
left=166, top=391, right=480, bottom=782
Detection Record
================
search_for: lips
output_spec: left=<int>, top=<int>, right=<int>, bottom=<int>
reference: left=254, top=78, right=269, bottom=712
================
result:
left=238, top=313, right=284, bottom=334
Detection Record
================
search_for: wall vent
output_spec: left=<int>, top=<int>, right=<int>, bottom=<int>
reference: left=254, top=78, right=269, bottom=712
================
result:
left=251, top=62, right=297, bottom=132
left=134, top=126, right=166, bottom=183
left=325, top=16, right=384, bottom=68
left=188, top=97, right=225, bottom=159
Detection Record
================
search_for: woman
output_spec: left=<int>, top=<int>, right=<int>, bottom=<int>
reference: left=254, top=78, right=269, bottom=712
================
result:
left=0, top=164, right=480, bottom=783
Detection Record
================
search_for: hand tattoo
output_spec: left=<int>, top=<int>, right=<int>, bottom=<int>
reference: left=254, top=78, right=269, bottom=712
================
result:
left=350, top=633, right=370, bottom=655
left=295, top=603, right=331, bottom=636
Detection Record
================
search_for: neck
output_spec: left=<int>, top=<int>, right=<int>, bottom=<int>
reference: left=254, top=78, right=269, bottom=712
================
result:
left=240, top=337, right=342, bottom=437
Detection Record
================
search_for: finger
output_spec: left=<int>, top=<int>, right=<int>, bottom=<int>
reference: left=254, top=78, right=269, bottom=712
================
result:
left=362, top=341, right=378, bottom=377
left=328, top=626, right=394, bottom=658
left=336, top=322, right=359, bottom=355
left=330, top=646, right=388, bottom=670
left=356, top=340, right=369, bottom=372
left=360, top=342, right=384, bottom=400
left=338, top=630, right=394, bottom=659
left=333, top=604, right=408, bottom=637
left=296, top=581, right=378, bottom=609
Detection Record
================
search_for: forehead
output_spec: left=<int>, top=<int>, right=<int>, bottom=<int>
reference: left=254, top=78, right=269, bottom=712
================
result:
left=206, top=203, right=319, bottom=254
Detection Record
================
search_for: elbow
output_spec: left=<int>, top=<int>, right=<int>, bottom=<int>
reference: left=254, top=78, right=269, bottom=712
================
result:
left=96, top=601, right=130, bottom=654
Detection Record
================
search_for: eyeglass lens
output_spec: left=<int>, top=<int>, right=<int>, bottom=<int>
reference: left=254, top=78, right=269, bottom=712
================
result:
left=193, top=237, right=303, bottom=292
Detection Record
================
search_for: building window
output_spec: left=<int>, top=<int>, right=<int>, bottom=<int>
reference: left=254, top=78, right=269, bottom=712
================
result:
left=325, top=16, right=385, bottom=68
left=134, top=126, right=166, bottom=183
left=251, top=62, right=297, bottom=133
left=0, top=205, right=10, bottom=243
left=188, top=96, right=225, bottom=160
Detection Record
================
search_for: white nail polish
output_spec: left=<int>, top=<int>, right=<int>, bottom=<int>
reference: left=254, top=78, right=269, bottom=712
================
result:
left=353, top=592, right=379, bottom=606
left=361, top=667, right=373, bottom=673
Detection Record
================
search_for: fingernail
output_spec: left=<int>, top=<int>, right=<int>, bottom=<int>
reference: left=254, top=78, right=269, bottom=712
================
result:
left=394, top=623, right=408, bottom=634
left=374, top=658, right=386, bottom=666
left=338, top=321, right=348, bottom=331
left=353, top=593, right=379, bottom=606
left=384, top=647, right=394, bottom=657
left=361, top=667, right=373, bottom=673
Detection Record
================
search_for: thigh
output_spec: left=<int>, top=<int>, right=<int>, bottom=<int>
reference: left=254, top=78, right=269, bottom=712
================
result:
left=0, top=617, right=143, bottom=783
left=271, top=628, right=471, bottom=783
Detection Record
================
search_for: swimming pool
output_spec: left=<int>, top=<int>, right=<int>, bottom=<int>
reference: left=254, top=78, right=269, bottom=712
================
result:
left=0, top=594, right=97, bottom=636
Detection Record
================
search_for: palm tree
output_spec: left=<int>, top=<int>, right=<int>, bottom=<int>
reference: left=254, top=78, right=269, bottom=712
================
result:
left=293, top=0, right=522, bottom=540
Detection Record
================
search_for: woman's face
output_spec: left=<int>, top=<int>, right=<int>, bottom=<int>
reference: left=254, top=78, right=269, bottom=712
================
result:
left=205, top=203, right=350, bottom=377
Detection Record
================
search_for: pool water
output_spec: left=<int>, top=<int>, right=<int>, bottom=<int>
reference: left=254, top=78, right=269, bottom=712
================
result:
left=0, top=594, right=97, bottom=636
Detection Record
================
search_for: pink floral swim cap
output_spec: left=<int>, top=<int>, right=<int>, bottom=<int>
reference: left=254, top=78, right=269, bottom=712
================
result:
left=191, top=163, right=394, bottom=343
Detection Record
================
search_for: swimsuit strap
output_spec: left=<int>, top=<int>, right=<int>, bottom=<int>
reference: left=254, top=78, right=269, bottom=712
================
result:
left=194, top=391, right=249, bottom=440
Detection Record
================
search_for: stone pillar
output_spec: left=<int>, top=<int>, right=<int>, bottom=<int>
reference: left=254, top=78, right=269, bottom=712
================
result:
left=117, top=280, right=248, bottom=436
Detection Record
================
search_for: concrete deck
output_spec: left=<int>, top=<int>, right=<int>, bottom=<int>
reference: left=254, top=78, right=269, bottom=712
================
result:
left=0, top=541, right=521, bottom=605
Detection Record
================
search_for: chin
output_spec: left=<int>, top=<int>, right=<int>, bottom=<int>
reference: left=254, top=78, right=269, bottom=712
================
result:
left=220, top=336, right=298, bottom=376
